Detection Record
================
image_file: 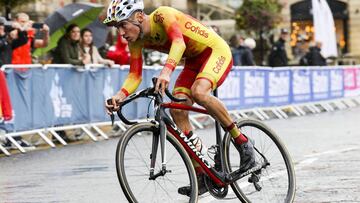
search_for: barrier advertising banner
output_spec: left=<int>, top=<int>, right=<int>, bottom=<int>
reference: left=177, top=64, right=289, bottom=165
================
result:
left=312, top=68, right=330, bottom=101
left=292, top=68, right=312, bottom=103
left=3, top=66, right=359, bottom=132
left=344, top=67, right=360, bottom=97
left=218, top=70, right=241, bottom=110
left=5, top=70, right=34, bottom=131
left=329, top=68, right=344, bottom=98
left=267, top=69, right=291, bottom=106
left=241, top=69, right=267, bottom=108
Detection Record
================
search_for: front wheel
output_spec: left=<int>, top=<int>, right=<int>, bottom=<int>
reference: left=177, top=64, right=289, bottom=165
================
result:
left=223, top=118, right=296, bottom=203
left=116, top=122, right=198, bottom=203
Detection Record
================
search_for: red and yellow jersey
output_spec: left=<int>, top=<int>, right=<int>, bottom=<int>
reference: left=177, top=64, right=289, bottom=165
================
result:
left=120, top=6, right=230, bottom=96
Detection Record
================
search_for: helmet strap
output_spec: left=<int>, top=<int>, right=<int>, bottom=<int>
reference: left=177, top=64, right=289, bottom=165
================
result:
left=127, top=19, right=144, bottom=40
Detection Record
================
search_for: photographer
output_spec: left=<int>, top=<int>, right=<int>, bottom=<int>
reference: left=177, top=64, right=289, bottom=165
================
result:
left=0, top=17, right=28, bottom=67
left=11, top=13, right=49, bottom=66
left=0, top=18, right=35, bottom=150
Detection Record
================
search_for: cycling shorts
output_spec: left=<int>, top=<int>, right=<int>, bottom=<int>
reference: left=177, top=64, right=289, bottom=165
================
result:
left=173, top=46, right=233, bottom=99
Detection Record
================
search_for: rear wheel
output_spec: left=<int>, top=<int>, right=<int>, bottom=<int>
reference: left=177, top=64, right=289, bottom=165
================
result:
left=116, top=122, right=198, bottom=203
left=223, top=119, right=296, bottom=203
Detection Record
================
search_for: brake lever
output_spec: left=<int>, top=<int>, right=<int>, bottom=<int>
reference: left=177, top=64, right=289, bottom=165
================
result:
left=107, top=98, right=116, bottom=126
left=110, top=113, right=115, bottom=126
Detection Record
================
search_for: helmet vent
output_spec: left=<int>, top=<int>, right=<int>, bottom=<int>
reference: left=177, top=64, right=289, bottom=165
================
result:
left=126, top=5, right=133, bottom=10
left=123, top=1, right=129, bottom=5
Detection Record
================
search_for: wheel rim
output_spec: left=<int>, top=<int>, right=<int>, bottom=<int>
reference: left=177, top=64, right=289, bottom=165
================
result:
left=226, top=121, right=295, bottom=203
left=118, top=126, right=196, bottom=203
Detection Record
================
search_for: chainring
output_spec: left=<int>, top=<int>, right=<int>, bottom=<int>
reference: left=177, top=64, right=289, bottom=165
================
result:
left=204, top=175, right=228, bottom=199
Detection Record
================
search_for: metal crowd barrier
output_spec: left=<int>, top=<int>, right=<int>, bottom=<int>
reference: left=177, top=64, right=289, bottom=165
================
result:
left=0, top=64, right=360, bottom=156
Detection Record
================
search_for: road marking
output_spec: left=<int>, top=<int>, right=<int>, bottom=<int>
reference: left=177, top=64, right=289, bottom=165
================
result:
left=198, top=147, right=359, bottom=202
left=304, top=147, right=359, bottom=158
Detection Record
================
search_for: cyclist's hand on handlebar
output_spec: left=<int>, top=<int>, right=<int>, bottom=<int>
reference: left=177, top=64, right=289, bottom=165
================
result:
left=105, top=92, right=126, bottom=115
left=155, top=68, right=171, bottom=95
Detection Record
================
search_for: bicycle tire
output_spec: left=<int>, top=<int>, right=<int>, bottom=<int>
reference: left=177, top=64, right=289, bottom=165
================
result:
left=223, top=118, right=296, bottom=203
left=115, top=122, right=198, bottom=203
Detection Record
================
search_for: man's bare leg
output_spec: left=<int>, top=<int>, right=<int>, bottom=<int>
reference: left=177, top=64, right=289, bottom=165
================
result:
left=191, top=78, right=255, bottom=173
left=169, top=94, right=193, bottom=133
left=191, top=80, right=233, bottom=127
left=190, top=79, right=248, bottom=144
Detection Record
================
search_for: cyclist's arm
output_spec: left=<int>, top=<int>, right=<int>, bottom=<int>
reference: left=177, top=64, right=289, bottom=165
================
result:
left=160, top=9, right=186, bottom=72
left=119, top=43, right=143, bottom=97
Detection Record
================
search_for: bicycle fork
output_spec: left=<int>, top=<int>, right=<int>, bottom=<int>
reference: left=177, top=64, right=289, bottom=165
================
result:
left=149, top=108, right=171, bottom=180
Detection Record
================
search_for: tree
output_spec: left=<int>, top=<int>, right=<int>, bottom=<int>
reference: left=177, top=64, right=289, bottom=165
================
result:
left=0, top=0, right=36, bottom=20
left=235, top=0, right=283, bottom=64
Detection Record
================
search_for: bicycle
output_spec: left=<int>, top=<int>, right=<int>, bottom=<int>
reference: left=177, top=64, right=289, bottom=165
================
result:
left=108, top=78, right=296, bottom=203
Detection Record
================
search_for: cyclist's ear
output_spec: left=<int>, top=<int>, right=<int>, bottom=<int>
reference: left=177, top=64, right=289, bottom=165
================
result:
left=133, top=11, right=145, bottom=23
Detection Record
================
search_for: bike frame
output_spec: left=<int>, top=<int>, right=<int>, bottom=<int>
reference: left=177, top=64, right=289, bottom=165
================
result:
left=159, top=89, right=228, bottom=186
left=113, top=85, right=264, bottom=188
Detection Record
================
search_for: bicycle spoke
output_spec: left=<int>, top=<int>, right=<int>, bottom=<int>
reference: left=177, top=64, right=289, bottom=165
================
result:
left=227, top=120, right=295, bottom=203
left=138, top=180, right=152, bottom=195
left=119, top=125, right=196, bottom=203
left=129, top=138, right=150, bottom=170
left=154, top=179, right=176, bottom=202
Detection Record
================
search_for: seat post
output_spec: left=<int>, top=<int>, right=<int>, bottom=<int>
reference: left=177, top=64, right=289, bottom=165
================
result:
left=213, top=89, right=222, bottom=145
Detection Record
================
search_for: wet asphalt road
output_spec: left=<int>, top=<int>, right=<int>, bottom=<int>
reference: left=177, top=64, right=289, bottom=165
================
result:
left=1, top=107, right=360, bottom=203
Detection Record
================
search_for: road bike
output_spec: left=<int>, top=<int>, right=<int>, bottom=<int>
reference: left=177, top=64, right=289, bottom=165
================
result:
left=108, top=78, right=296, bottom=203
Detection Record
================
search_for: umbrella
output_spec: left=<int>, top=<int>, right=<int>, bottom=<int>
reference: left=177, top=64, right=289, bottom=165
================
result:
left=86, top=19, right=110, bottom=48
left=33, top=2, right=104, bottom=57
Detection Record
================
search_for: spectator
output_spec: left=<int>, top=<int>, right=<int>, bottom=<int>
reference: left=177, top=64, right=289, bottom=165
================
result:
left=244, top=38, right=256, bottom=50
left=239, top=38, right=256, bottom=66
left=79, top=28, right=114, bottom=66
left=0, top=18, right=36, bottom=150
left=0, top=18, right=28, bottom=67
left=229, top=34, right=256, bottom=66
left=210, top=25, right=222, bottom=36
left=229, top=34, right=243, bottom=66
left=52, top=24, right=91, bottom=65
left=300, top=41, right=327, bottom=66
left=0, top=99, right=2, bottom=120
left=0, top=71, right=12, bottom=122
left=11, top=13, right=50, bottom=65
left=106, top=34, right=130, bottom=65
left=268, top=28, right=289, bottom=67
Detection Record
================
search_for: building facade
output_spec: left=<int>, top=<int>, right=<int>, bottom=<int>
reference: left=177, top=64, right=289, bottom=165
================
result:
left=5, top=0, right=360, bottom=60
left=279, top=0, right=360, bottom=59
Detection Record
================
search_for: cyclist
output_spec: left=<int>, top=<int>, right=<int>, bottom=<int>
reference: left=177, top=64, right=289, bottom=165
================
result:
left=104, top=0, right=255, bottom=196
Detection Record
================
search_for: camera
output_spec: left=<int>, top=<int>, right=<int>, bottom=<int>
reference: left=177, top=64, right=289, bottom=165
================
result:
left=0, top=17, right=14, bottom=33
left=4, top=22, right=14, bottom=33
left=32, top=22, right=44, bottom=29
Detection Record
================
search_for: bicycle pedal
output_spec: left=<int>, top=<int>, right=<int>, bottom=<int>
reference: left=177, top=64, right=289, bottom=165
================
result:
left=253, top=182, right=262, bottom=191
left=248, top=173, right=260, bottom=183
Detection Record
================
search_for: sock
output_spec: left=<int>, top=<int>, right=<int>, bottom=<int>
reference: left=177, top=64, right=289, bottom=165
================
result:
left=184, top=130, right=192, bottom=137
left=226, top=123, right=248, bottom=145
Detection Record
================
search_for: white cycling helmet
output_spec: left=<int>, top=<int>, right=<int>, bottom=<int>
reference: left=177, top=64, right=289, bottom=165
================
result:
left=103, top=0, right=144, bottom=24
